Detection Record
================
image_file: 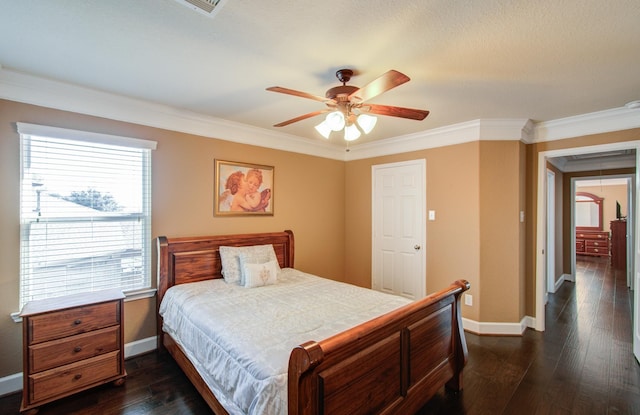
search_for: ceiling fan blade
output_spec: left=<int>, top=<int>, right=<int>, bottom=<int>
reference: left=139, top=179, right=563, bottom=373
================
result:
left=266, top=86, right=334, bottom=103
left=273, top=110, right=330, bottom=127
left=364, top=103, right=429, bottom=121
left=348, top=70, right=410, bottom=103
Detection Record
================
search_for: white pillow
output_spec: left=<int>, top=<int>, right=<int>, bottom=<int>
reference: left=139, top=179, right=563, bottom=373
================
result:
left=242, top=260, right=279, bottom=288
left=219, top=244, right=279, bottom=285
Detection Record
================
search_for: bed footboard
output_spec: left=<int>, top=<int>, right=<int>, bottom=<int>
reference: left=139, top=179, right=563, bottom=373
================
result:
left=288, top=279, right=469, bottom=415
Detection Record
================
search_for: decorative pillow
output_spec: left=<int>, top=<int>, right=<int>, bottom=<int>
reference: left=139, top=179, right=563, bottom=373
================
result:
left=219, top=244, right=279, bottom=285
left=242, top=260, right=279, bottom=288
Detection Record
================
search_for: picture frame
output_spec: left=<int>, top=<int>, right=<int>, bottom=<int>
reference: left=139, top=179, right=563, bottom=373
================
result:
left=214, top=160, right=274, bottom=216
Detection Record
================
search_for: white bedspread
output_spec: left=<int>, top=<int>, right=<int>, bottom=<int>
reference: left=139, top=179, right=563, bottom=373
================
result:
left=159, top=268, right=413, bottom=415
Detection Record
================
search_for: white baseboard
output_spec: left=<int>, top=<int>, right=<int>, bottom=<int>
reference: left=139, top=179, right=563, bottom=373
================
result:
left=124, top=335, right=158, bottom=358
left=462, top=316, right=534, bottom=336
left=0, top=335, right=158, bottom=397
left=523, top=315, right=536, bottom=330
left=0, top=373, right=22, bottom=398
left=556, top=274, right=569, bottom=291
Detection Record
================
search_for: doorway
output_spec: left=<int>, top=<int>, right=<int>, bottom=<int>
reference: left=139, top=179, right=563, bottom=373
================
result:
left=536, top=141, right=640, bottom=363
left=572, top=176, right=633, bottom=287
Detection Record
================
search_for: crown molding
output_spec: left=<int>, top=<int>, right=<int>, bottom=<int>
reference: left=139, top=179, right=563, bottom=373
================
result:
left=1, top=68, right=638, bottom=161
left=533, top=106, right=640, bottom=143
left=345, top=118, right=532, bottom=161
left=0, top=68, right=346, bottom=160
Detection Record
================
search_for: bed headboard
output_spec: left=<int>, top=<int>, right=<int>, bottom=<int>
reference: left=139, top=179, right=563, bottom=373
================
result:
left=157, top=230, right=294, bottom=308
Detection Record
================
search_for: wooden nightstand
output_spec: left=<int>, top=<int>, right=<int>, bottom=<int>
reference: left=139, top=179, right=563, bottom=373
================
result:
left=19, top=289, right=127, bottom=414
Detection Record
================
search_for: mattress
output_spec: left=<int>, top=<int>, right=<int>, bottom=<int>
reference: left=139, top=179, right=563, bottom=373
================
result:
left=159, top=268, right=413, bottom=415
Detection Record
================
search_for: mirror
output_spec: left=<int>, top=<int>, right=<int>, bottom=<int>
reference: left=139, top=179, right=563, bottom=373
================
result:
left=575, top=192, right=603, bottom=231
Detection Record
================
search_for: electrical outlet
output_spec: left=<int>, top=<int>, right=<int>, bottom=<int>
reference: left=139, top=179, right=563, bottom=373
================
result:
left=464, top=294, right=472, bottom=306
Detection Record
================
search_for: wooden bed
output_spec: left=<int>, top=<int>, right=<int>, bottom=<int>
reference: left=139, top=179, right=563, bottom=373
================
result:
left=157, top=230, right=469, bottom=415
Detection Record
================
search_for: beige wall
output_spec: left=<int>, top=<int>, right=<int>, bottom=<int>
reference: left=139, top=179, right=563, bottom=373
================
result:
left=345, top=140, right=526, bottom=325
left=344, top=141, right=525, bottom=324
left=479, top=141, right=524, bottom=322
left=0, top=100, right=345, bottom=378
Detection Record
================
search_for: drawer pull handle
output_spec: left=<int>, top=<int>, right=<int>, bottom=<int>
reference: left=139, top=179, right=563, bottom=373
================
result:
left=74, top=319, right=82, bottom=325
left=74, top=374, right=82, bottom=380
left=73, top=346, right=82, bottom=353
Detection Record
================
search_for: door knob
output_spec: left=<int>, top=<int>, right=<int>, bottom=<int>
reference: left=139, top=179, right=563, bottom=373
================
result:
left=414, top=245, right=421, bottom=250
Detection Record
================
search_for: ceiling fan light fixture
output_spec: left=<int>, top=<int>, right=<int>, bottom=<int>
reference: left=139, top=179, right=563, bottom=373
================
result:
left=267, top=69, right=428, bottom=143
left=344, top=123, right=361, bottom=141
left=356, top=114, right=377, bottom=134
left=314, top=121, right=332, bottom=139
left=325, top=111, right=345, bottom=131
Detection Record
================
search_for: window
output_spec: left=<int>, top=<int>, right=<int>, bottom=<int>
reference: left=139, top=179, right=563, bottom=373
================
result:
left=18, top=123, right=156, bottom=308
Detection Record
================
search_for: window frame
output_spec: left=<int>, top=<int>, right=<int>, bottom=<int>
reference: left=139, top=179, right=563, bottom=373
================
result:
left=16, top=123, right=157, bottom=311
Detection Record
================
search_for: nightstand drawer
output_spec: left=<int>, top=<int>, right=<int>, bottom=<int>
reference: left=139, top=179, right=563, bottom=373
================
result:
left=28, top=350, right=122, bottom=404
left=29, top=326, right=120, bottom=373
left=28, top=301, right=120, bottom=344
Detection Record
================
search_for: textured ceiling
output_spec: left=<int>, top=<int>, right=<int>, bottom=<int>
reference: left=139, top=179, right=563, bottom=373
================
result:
left=1, top=0, right=639, bottom=147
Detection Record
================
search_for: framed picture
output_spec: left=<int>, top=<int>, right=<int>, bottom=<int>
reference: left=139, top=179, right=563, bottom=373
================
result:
left=214, top=160, right=274, bottom=216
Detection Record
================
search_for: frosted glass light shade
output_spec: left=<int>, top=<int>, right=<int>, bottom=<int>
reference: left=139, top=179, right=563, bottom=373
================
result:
left=357, top=114, right=377, bottom=134
left=325, top=111, right=345, bottom=131
left=314, top=121, right=332, bottom=138
left=344, top=124, right=361, bottom=141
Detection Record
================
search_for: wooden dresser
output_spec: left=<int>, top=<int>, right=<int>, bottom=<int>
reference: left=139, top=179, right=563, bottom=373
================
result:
left=575, top=230, right=610, bottom=258
left=20, top=289, right=126, bottom=414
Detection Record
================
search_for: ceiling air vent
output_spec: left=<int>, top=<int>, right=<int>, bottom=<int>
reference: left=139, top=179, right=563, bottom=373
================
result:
left=174, top=0, right=228, bottom=17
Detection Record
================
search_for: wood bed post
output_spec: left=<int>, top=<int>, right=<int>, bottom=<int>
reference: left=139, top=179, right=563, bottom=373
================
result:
left=156, top=236, right=169, bottom=353
left=445, top=279, right=470, bottom=393
left=288, top=341, right=324, bottom=415
left=284, top=229, right=295, bottom=268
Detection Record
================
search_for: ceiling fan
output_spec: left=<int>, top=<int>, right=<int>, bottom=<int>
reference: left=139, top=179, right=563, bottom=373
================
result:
left=266, top=69, right=429, bottom=140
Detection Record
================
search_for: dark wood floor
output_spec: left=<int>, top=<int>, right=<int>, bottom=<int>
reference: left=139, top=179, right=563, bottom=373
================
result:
left=2, top=257, right=639, bottom=414
left=418, top=257, right=640, bottom=415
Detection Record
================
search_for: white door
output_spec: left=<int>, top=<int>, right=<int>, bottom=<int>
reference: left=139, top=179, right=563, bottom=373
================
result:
left=372, top=160, right=426, bottom=300
left=546, top=169, right=556, bottom=301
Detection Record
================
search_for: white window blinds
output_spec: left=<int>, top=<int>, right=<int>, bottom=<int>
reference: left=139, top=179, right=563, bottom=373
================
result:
left=18, top=123, right=157, bottom=308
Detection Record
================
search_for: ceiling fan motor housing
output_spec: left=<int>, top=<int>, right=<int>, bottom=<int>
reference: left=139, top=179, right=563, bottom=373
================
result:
left=326, top=85, right=359, bottom=101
